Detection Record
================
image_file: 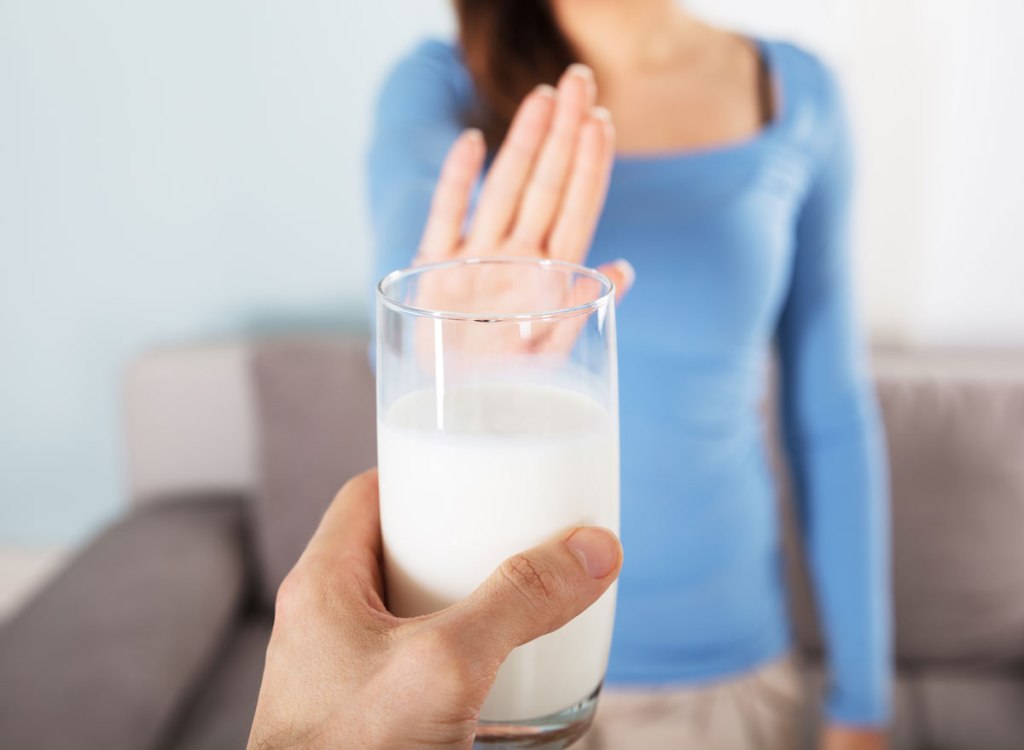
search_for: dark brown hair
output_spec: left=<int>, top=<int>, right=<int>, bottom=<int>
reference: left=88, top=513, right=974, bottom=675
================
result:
left=454, top=0, right=578, bottom=146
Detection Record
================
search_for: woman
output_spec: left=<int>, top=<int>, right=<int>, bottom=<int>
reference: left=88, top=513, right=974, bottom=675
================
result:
left=368, top=1, right=890, bottom=748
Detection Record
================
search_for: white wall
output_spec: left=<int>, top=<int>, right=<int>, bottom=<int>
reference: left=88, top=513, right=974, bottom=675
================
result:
left=690, top=0, right=1024, bottom=344
left=908, top=2, right=1024, bottom=344
left=1, top=0, right=1022, bottom=544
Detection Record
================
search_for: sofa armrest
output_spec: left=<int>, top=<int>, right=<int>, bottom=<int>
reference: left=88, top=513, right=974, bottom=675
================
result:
left=0, top=496, right=250, bottom=750
left=124, top=343, right=257, bottom=506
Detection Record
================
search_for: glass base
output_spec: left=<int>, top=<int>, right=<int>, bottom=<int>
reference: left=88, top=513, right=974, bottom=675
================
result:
left=473, top=684, right=601, bottom=749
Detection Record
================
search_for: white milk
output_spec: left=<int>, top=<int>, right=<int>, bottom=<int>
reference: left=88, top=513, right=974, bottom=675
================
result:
left=378, top=382, right=619, bottom=722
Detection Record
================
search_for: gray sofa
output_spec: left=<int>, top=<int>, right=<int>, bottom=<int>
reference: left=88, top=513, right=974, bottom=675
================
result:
left=1, top=336, right=1023, bottom=750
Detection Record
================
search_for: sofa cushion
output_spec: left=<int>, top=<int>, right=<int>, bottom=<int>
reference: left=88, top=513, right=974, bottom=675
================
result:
left=250, top=336, right=377, bottom=607
left=876, top=352, right=1024, bottom=664
left=913, top=666, right=1024, bottom=750
left=161, top=614, right=272, bottom=750
left=0, top=497, right=248, bottom=750
left=779, top=351, right=1024, bottom=666
left=776, top=350, right=1024, bottom=672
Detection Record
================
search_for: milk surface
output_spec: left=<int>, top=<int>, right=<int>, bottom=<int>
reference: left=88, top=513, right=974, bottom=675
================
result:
left=378, top=382, right=619, bottom=721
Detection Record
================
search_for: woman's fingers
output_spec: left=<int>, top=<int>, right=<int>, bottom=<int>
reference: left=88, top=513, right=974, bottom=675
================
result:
left=511, top=65, right=595, bottom=248
left=547, top=108, right=616, bottom=263
left=466, top=85, right=557, bottom=251
left=416, top=129, right=486, bottom=262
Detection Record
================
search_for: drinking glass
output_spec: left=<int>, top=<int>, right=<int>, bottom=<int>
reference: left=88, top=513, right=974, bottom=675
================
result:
left=376, top=257, right=620, bottom=748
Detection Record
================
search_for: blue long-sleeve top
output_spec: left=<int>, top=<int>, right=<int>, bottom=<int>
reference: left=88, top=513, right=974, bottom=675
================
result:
left=367, top=37, right=891, bottom=726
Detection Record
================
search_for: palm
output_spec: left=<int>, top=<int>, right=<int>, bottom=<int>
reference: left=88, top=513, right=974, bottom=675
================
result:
left=413, top=65, right=631, bottom=357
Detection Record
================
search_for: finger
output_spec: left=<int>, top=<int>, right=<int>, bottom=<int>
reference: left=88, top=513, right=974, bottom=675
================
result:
left=466, top=85, right=557, bottom=249
left=598, top=259, right=635, bottom=305
left=547, top=107, right=615, bottom=262
left=511, top=65, right=595, bottom=247
left=438, top=526, right=621, bottom=664
left=417, top=129, right=486, bottom=262
left=300, top=468, right=384, bottom=597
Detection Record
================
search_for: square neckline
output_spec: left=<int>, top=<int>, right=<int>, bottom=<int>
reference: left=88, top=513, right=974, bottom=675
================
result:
left=613, top=37, right=789, bottom=166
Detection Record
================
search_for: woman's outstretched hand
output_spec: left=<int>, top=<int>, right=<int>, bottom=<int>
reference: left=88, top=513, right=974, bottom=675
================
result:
left=821, top=727, right=888, bottom=750
left=417, top=64, right=634, bottom=306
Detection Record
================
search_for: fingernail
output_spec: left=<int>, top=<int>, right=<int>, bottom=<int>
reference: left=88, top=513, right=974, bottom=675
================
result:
left=567, top=63, right=594, bottom=82
left=590, top=106, right=612, bottom=123
left=463, top=128, right=484, bottom=143
left=614, top=259, right=636, bottom=289
left=534, top=83, right=558, bottom=99
left=566, top=527, right=621, bottom=579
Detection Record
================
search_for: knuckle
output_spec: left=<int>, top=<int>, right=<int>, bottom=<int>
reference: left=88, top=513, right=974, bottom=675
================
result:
left=505, top=133, right=539, bottom=160
left=273, top=567, right=308, bottom=624
left=273, top=553, right=337, bottom=625
left=479, top=182, right=517, bottom=213
left=530, top=173, right=564, bottom=200
left=500, top=553, right=560, bottom=607
left=550, top=118, right=581, bottom=142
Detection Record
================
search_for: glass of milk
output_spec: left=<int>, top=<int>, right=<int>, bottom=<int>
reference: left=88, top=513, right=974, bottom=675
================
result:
left=376, top=257, right=619, bottom=749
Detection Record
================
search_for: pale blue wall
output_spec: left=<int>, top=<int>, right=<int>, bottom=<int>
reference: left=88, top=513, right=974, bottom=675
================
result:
left=0, top=0, right=453, bottom=542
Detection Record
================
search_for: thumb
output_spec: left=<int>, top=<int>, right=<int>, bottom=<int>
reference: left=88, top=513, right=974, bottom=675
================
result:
left=440, top=527, right=622, bottom=666
left=596, top=259, right=635, bottom=304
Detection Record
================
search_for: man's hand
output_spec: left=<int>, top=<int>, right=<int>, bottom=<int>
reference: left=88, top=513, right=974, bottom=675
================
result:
left=247, top=469, right=622, bottom=750
left=822, top=726, right=888, bottom=750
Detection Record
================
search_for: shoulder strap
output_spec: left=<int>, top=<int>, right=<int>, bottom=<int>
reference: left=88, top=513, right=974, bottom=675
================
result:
left=756, top=47, right=775, bottom=126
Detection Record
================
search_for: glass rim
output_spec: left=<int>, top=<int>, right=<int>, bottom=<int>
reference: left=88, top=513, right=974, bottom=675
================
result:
left=376, top=256, right=615, bottom=322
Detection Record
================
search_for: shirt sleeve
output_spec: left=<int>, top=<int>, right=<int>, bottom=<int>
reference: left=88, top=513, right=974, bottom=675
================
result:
left=366, top=40, right=468, bottom=286
left=776, top=62, right=892, bottom=727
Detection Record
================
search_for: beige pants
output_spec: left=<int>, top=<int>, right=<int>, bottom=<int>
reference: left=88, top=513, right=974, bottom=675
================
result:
left=577, top=656, right=806, bottom=750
